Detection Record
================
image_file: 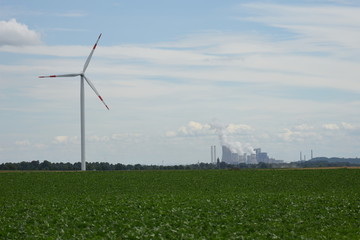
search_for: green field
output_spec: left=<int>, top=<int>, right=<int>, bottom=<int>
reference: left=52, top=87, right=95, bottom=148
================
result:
left=0, top=169, right=359, bottom=239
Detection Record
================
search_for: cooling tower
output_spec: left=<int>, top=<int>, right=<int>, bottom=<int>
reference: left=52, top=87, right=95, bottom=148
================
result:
left=221, top=146, right=232, bottom=163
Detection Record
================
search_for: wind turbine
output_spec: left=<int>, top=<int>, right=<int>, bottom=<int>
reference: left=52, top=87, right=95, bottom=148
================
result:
left=39, top=33, right=109, bottom=171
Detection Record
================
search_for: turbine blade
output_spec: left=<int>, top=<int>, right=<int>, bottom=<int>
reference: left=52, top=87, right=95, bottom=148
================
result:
left=83, top=75, right=109, bottom=110
left=38, top=73, right=81, bottom=78
left=83, top=33, right=102, bottom=73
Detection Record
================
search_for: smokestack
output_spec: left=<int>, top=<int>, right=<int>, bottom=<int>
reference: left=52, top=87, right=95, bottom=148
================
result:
left=211, top=146, right=214, bottom=163
left=311, top=149, right=313, bottom=159
left=214, top=146, right=216, bottom=164
left=300, top=151, right=302, bottom=161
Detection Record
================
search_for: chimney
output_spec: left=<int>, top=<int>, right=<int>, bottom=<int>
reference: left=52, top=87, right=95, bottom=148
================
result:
left=211, top=146, right=214, bottom=163
left=214, top=146, right=216, bottom=164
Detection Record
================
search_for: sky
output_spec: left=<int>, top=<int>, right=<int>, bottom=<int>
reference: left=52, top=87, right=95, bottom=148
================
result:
left=1, top=0, right=360, bottom=165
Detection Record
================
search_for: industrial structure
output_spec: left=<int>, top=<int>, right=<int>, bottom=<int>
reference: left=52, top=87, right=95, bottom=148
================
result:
left=220, top=146, right=283, bottom=164
left=210, top=145, right=217, bottom=164
left=299, top=149, right=314, bottom=161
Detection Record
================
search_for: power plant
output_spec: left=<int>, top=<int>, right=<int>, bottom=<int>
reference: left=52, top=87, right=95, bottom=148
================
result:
left=214, top=145, right=283, bottom=164
left=210, top=121, right=283, bottom=165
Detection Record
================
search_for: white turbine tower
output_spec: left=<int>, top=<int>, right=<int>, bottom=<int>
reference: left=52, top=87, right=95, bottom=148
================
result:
left=39, top=34, right=109, bottom=171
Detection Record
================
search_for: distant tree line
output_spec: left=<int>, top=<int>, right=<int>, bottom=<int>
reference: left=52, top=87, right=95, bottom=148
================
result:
left=297, top=157, right=360, bottom=168
left=310, top=157, right=360, bottom=164
left=1, top=157, right=359, bottom=171
left=0, top=160, right=277, bottom=171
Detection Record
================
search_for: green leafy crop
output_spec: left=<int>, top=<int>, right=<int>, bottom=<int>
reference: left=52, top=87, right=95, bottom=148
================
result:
left=0, top=169, right=359, bottom=239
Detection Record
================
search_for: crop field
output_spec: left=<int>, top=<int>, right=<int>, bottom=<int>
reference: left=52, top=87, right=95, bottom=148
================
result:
left=0, top=169, right=359, bottom=239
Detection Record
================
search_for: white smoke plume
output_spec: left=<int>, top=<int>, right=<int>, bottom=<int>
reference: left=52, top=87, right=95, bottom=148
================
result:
left=210, top=120, right=255, bottom=155
left=165, top=120, right=255, bottom=155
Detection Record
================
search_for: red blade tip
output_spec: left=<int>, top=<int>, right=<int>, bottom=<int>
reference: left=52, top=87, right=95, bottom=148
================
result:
left=39, top=75, right=57, bottom=78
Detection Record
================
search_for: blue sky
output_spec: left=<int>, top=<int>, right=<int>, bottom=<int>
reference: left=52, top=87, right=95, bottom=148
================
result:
left=1, top=0, right=360, bottom=165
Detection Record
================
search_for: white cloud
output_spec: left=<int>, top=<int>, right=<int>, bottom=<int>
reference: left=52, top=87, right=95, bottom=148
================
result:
left=1, top=22, right=360, bottom=93
left=240, top=3, right=360, bottom=53
left=53, top=136, right=79, bottom=144
left=165, top=121, right=253, bottom=138
left=294, top=124, right=314, bottom=131
left=322, top=123, right=340, bottom=130
left=53, top=134, right=144, bottom=144
left=226, top=124, right=253, bottom=133
left=164, top=131, right=177, bottom=137
left=14, top=140, right=47, bottom=151
left=33, top=143, right=47, bottom=149
left=341, top=122, right=355, bottom=130
left=0, top=19, right=41, bottom=46
left=278, top=123, right=323, bottom=142
left=15, top=140, right=31, bottom=146
left=88, top=135, right=110, bottom=142
left=323, top=122, right=357, bottom=131
left=279, top=122, right=359, bottom=143
left=111, top=133, right=143, bottom=140
left=53, top=136, right=69, bottom=144
left=165, top=121, right=213, bottom=137
left=6, top=35, right=356, bottom=97
left=188, top=121, right=211, bottom=131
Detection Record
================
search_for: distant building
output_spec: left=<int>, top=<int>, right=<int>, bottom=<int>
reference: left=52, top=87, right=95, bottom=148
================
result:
left=239, top=153, right=247, bottom=163
left=247, top=153, right=257, bottom=164
left=255, top=148, right=270, bottom=163
left=221, top=146, right=233, bottom=164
